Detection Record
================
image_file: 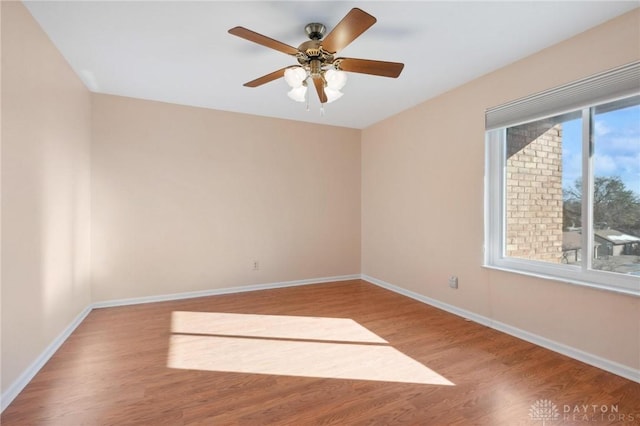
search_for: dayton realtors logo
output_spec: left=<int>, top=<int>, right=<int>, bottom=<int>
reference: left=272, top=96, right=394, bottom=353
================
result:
left=562, top=404, right=636, bottom=423
left=529, top=400, right=637, bottom=424
left=529, top=399, right=560, bottom=425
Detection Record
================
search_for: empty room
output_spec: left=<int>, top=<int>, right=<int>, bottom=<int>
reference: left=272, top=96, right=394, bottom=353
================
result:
left=2, top=1, right=639, bottom=424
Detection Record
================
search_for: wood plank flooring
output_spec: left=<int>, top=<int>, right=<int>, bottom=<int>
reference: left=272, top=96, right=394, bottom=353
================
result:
left=2, top=280, right=639, bottom=425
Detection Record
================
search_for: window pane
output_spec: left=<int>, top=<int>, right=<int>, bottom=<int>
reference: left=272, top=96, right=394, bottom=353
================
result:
left=591, top=96, right=640, bottom=275
left=505, top=112, right=581, bottom=264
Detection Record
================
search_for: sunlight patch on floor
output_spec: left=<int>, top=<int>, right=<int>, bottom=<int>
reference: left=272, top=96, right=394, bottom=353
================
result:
left=171, top=311, right=387, bottom=343
left=167, top=312, right=454, bottom=385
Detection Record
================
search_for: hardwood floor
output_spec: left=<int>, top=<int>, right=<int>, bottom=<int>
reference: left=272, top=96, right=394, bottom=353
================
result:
left=2, top=280, right=639, bottom=425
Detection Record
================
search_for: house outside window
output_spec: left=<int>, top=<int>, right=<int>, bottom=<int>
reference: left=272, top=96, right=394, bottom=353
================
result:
left=485, top=62, right=640, bottom=295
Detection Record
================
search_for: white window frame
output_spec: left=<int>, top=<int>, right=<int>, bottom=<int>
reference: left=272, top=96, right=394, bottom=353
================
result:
left=484, top=62, right=640, bottom=297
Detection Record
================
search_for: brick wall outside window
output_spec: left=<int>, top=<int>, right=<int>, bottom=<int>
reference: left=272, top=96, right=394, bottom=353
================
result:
left=505, top=120, right=564, bottom=262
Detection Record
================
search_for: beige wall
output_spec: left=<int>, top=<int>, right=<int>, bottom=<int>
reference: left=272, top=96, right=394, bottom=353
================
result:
left=1, top=1, right=92, bottom=394
left=91, top=95, right=361, bottom=302
left=362, top=9, right=640, bottom=370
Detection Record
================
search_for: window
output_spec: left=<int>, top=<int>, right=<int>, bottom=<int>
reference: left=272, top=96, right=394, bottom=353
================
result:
left=485, top=62, right=640, bottom=295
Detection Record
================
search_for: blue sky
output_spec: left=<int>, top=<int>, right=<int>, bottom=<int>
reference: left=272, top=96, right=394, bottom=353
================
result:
left=562, top=103, right=640, bottom=196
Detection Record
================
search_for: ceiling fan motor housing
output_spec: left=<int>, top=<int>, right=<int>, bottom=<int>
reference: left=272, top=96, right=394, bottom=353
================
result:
left=297, top=39, right=335, bottom=70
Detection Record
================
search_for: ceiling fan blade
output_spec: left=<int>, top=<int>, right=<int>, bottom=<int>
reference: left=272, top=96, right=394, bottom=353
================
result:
left=336, top=58, right=404, bottom=78
left=312, top=76, right=327, bottom=104
left=228, top=26, right=299, bottom=56
left=243, top=67, right=289, bottom=87
left=321, top=8, right=376, bottom=54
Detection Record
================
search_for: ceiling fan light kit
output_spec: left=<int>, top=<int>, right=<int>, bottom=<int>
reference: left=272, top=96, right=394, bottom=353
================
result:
left=284, top=67, right=307, bottom=88
left=287, top=85, right=307, bottom=103
left=228, top=8, right=404, bottom=112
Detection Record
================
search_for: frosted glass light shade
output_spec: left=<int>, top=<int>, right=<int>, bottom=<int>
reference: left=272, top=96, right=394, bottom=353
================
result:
left=325, top=87, right=343, bottom=103
left=324, top=69, right=347, bottom=90
left=287, top=86, right=307, bottom=102
left=284, top=67, right=307, bottom=88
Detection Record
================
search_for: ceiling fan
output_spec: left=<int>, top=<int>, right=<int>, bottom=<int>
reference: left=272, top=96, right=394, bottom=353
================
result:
left=228, top=8, right=404, bottom=105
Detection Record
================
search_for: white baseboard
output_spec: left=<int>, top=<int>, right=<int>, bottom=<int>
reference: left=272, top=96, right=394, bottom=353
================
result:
left=361, top=274, right=640, bottom=384
left=1, top=274, right=360, bottom=413
left=1, top=305, right=92, bottom=412
left=92, top=274, right=361, bottom=309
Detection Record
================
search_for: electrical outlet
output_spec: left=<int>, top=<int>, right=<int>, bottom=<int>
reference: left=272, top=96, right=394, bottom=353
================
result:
left=252, top=260, right=259, bottom=271
left=448, top=276, right=458, bottom=289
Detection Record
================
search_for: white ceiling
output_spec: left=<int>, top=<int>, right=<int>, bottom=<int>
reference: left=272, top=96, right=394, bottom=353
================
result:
left=23, top=1, right=639, bottom=129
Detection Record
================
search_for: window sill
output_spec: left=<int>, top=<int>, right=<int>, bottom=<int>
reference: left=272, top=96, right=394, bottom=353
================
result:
left=482, top=264, right=640, bottom=298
